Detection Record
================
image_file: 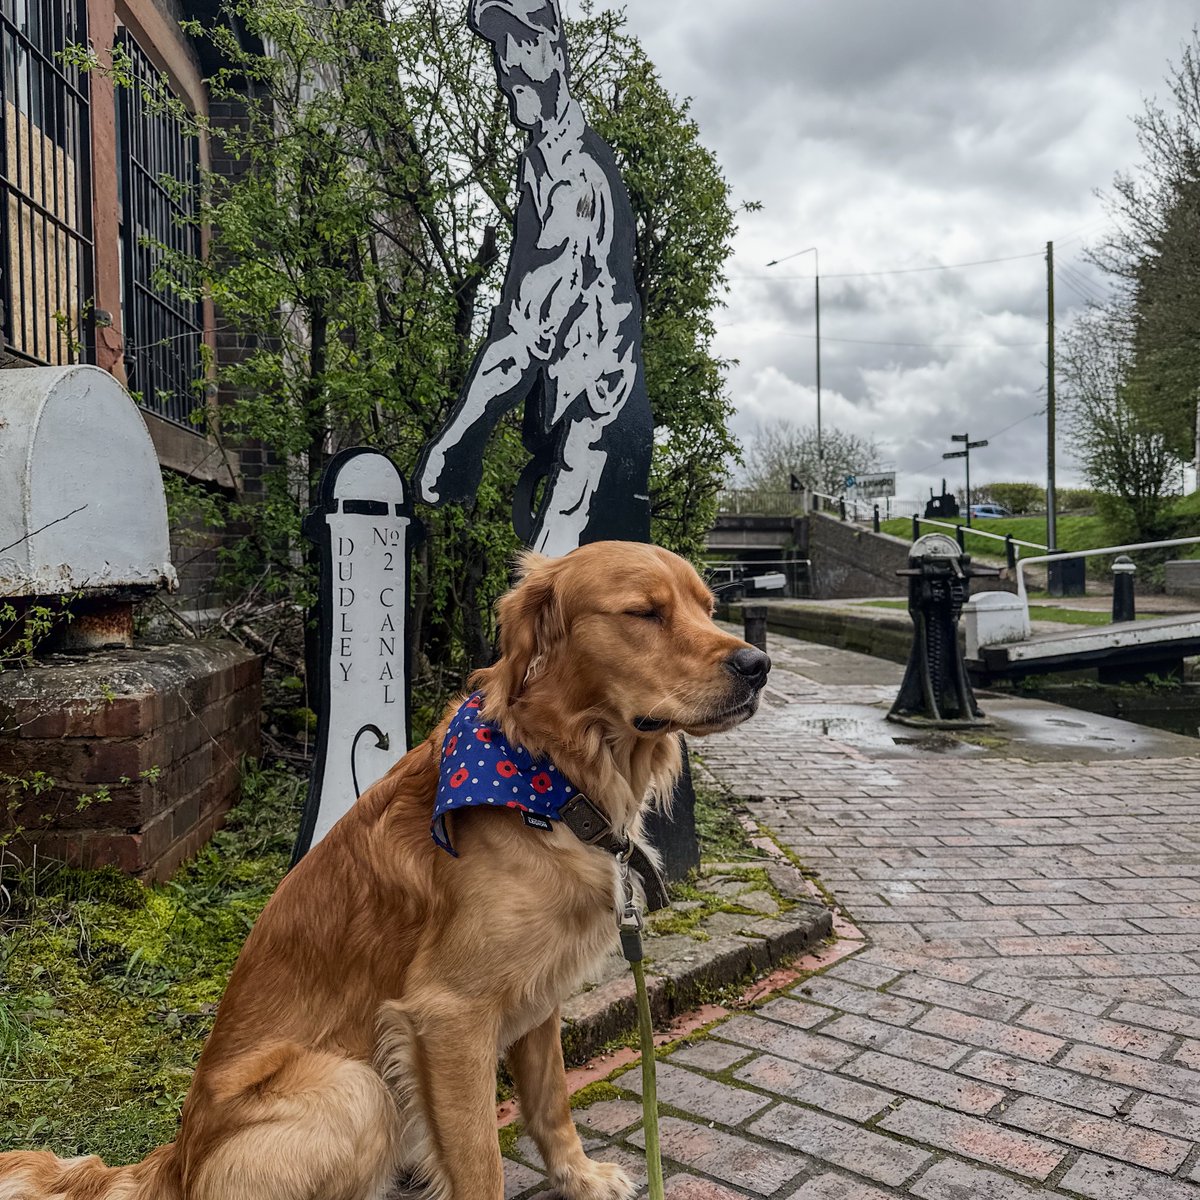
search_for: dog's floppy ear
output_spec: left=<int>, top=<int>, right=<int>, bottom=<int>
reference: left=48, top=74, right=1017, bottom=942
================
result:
left=487, top=550, right=566, bottom=705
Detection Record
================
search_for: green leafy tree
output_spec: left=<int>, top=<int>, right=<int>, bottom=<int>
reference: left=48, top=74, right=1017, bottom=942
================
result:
left=145, top=0, right=743, bottom=699
left=1091, top=29, right=1200, bottom=463
left=975, top=482, right=1044, bottom=515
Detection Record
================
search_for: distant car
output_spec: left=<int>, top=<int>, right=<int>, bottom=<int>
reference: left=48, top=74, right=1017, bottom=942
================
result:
left=969, top=503, right=1013, bottom=520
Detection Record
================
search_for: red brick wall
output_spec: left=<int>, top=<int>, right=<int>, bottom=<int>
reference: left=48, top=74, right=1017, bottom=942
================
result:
left=0, top=641, right=261, bottom=880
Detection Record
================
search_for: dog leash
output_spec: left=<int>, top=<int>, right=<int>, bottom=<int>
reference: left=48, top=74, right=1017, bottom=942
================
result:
left=618, top=854, right=665, bottom=1200
left=554, top=794, right=668, bottom=1196
left=559, top=795, right=667, bottom=1197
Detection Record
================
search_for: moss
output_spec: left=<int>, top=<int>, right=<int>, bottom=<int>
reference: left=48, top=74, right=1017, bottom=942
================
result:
left=959, top=732, right=1008, bottom=750
left=0, top=762, right=302, bottom=1163
left=649, top=866, right=792, bottom=943
left=569, top=1080, right=625, bottom=1109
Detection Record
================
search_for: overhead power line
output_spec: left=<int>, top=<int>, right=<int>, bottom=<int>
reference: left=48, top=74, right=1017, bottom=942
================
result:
left=733, top=249, right=1044, bottom=282
left=726, top=328, right=1041, bottom=350
left=906, top=407, right=1046, bottom=477
left=1056, top=261, right=1107, bottom=305
left=1054, top=270, right=1096, bottom=307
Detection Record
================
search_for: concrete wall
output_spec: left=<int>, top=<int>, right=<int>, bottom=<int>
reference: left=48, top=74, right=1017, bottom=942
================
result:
left=720, top=600, right=915, bottom=664
left=804, top=513, right=1020, bottom=600
left=805, top=513, right=911, bottom=599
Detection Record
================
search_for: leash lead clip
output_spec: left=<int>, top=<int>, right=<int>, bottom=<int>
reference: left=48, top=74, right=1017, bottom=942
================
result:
left=619, top=859, right=645, bottom=962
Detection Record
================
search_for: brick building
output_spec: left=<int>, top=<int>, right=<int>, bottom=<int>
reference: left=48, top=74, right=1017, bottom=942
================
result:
left=1, top=0, right=265, bottom=877
left=1, top=0, right=253, bottom=609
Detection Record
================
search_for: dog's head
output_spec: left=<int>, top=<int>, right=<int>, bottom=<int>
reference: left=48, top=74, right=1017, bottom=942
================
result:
left=477, top=541, right=771, bottom=740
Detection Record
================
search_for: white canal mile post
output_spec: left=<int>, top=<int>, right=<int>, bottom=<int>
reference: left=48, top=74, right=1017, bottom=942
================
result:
left=294, top=449, right=415, bottom=858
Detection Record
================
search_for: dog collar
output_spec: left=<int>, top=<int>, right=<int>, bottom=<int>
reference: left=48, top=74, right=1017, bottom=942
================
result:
left=432, top=692, right=669, bottom=910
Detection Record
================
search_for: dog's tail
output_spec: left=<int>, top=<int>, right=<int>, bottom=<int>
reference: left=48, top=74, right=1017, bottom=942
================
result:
left=0, top=1144, right=177, bottom=1200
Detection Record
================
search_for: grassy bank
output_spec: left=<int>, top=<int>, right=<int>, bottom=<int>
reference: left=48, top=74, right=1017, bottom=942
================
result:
left=0, top=765, right=303, bottom=1163
left=860, top=600, right=1152, bottom=626
left=880, top=513, right=1106, bottom=556
left=1, top=756, right=755, bottom=1164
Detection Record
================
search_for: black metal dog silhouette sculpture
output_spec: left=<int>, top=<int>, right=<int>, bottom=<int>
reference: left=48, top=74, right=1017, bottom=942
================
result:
left=415, top=0, right=652, bottom=553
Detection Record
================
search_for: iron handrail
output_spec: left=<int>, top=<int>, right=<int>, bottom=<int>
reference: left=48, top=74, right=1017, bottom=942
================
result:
left=811, top=489, right=873, bottom=522
left=914, top=515, right=1047, bottom=552
left=1015, top=536, right=1200, bottom=604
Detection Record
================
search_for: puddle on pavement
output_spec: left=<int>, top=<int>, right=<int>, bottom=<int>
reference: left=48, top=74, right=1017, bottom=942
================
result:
left=787, top=704, right=983, bottom=758
left=786, top=697, right=1198, bottom=760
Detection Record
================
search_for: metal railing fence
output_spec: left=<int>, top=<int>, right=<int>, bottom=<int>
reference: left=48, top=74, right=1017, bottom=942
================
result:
left=715, top=489, right=807, bottom=516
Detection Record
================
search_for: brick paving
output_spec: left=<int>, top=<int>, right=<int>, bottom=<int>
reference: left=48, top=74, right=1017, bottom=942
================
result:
left=503, top=637, right=1200, bottom=1197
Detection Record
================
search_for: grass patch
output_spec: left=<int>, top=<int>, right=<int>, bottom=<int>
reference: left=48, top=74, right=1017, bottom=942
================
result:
left=569, top=1080, right=624, bottom=1110
left=0, top=763, right=303, bottom=1162
left=859, top=599, right=1152, bottom=626
left=690, top=763, right=758, bottom=863
left=648, top=867, right=786, bottom=942
left=880, top=514, right=1106, bottom=556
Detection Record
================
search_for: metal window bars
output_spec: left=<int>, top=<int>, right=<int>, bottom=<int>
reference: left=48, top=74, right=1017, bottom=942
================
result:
left=116, top=27, right=203, bottom=428
left=0, top=0, right=94, bottom=365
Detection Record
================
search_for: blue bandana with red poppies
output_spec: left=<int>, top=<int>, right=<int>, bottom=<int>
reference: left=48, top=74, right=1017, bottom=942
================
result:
left=432, top=692, right=579, bottom=855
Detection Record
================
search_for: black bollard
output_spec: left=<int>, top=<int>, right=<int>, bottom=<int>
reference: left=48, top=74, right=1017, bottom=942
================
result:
left=911, top=514, right=920, bottom=542
left=873, top=503, right=881, bottom=533
left=839, top=497, right=847, bottom=521
left=743, top=603, right=768, bottom=652
left=1005, top=534, right=1016, bottom=571
left=1112, top=555, right=1136, bottom=623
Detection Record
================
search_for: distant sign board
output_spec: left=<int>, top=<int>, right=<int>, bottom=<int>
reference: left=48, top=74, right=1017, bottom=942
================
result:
left=852, top=471, right=896, bottom=499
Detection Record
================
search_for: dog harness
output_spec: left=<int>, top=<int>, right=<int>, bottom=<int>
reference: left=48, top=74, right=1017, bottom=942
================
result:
left=432, top=692, right=669, bottom=910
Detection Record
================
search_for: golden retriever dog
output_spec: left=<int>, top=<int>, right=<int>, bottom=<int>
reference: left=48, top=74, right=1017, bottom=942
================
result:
left=0, top=541, right=771, bottom=1200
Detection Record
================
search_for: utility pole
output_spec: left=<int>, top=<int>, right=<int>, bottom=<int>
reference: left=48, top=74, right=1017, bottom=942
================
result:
left=944, top=433, right=989, bottom=527
left=815, top=270, right=823, bottom=465
left=1046, top=240, right=1057, bottom=552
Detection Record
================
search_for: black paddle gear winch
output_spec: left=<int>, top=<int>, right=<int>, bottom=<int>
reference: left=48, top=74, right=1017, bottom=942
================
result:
left=888, top=533, right=998, bottom=729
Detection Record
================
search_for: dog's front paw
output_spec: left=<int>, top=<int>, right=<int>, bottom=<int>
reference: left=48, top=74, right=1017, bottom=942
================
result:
left=551, top=1157, right=635, bottom=1200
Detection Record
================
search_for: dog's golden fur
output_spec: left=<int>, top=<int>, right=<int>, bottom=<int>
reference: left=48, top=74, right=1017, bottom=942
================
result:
left=0, top=542, right=768, bottom=1200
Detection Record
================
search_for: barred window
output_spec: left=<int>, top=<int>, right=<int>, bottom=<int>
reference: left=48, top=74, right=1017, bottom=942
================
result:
left=116, top=27, right=203, bottom=428
left=0, top=0, right=93, bottom=365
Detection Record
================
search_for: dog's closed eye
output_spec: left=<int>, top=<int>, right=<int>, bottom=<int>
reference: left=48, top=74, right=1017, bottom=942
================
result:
left=623, top=608, right=662, bottom=623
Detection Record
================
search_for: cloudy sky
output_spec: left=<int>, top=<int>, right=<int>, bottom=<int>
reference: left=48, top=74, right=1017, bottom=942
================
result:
left=583, top=0, right=1197, bottom=501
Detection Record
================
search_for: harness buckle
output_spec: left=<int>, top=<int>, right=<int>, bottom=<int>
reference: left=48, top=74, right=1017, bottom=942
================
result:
left=559, top=793, right=613, bottom=845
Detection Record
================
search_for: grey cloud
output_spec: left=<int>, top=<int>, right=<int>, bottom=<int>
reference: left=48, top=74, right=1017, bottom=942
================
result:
left=591, top=0, right=1197, bottom=496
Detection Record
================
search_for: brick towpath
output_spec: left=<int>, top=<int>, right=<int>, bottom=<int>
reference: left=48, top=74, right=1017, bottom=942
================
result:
left=505, top=636, right=1200, bottom=1198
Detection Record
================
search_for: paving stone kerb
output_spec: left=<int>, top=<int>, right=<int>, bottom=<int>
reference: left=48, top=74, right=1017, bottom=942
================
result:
left=501, top=634, right=1200, bottom=1198
left=560, top=863, right=832, bottom=1063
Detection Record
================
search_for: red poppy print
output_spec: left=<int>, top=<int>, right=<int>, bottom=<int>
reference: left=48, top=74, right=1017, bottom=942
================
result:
left=449, top=768, right=469, bottom=788
left=475, top=728, right=494, bottom=743
left=505, top=801, right=529, bottom=811
left=466, top=696, right=481, bottom=708
left=497, top=760, right=517, bottom=778
left=531, top=772, right=552, bottom=794
left=445, top=734, right=458, bottom=758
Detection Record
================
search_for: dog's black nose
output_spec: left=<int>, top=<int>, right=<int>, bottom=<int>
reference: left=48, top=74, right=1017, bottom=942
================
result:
left=728, top=647, right=771, bottom=688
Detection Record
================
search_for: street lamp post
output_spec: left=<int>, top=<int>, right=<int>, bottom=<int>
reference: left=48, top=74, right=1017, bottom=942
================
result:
left=766, top=246, right=822, bottom=467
